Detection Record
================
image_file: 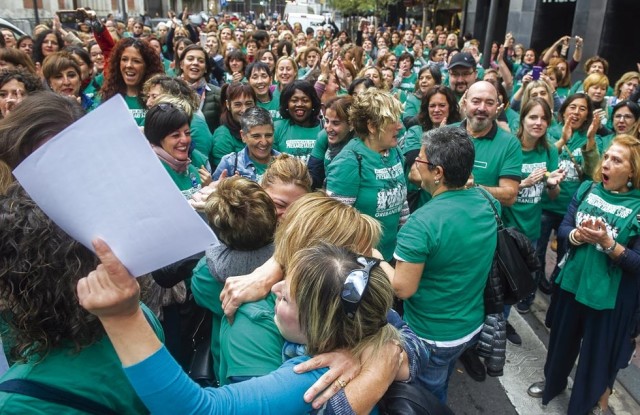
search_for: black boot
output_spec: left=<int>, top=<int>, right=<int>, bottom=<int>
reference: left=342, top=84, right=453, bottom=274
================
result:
left=459, top=348, right=486, bottom=382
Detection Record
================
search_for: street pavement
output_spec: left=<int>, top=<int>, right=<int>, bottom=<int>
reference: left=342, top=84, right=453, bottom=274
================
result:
left=445, top=246, right=640, bottom=415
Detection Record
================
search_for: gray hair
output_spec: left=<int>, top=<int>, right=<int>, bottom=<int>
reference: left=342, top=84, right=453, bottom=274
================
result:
left=240, top=106, right=273, bottom=133
left=421, top=126, right=475, bottom=188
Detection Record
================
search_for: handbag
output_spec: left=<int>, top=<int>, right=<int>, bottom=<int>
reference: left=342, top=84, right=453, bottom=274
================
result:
left=478, top=188, right=540, bottom=305
left=186, top=306, right=218, bottom=388
left=378, top=381, right=455, bottom=415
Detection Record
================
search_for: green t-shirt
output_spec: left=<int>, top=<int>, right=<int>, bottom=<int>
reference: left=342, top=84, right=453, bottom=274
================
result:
left=211, top=125, right=244, bottom=167
left=503, top=145, right=559, bottom=240
left=557, top=182, right=640, bottom=310
left=219, top=294, right=283, bottom=385
left=404, top=93, right=421, bottom=121
left=190, top=258, right=283, bottom=386
left=0, top=305, right=162, bottom=414
left=161, top=161, right=202, bottom=199
left=396, top=72, right=418, bottom=94
left=257, top=94, right=282, bottom=122
left=190, top=113, right=215, bottom=166
left=505, top=107, right=520, bottom=135
left=540, top=129, right=588, bottom=216
left=394, top=188, right=499, bottom=341
left=190, top=148, right=209, bottom=171
left=310, top=129, right=329, bottom=161
left=274, top=119, right=322, bottom=164
left=326, top=138, right=407, bottom=261
left=124, top=95, right=146, bottom=126
left=454, top=121, right=523, bottom=188
left=596, top=133, right=615, bottom=155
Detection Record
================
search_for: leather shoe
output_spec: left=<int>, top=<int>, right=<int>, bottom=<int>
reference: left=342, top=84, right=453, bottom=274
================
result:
left=527, top=381, right=545, bottom=398
left=506, top=322, right=522, bottom=346
left=459, top=349, right=486, bottom=382
left=538, top=277, right=553, bottom=295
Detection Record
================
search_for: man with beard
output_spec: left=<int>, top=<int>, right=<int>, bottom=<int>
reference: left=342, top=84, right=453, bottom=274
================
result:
left=447, top=52, right=478, bottom=100
left=454, top=80, right=523, bottom=382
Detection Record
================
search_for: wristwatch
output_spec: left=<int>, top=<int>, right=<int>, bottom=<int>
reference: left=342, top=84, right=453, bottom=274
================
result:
left=603, top=240, right=617, bottom=254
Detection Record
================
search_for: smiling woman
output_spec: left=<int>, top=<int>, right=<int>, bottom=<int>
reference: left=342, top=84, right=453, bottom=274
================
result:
left=273, top=80, right=322, bottom=164
left=100, top=38, right=164, bottom=126
left=213, top=106, right=279, bottom=182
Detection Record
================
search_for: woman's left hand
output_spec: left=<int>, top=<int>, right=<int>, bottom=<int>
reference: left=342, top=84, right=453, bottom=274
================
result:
left=293, top=349, right=360, bottom=407
left=588, top=112, right=602, bottom=142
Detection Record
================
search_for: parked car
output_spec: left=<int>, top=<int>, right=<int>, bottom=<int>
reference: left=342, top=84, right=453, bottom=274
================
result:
left=0, top=17, right=27, bottom=38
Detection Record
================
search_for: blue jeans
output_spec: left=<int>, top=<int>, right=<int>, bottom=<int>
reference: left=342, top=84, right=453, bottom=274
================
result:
left=417, top=332, right=480, bottom=404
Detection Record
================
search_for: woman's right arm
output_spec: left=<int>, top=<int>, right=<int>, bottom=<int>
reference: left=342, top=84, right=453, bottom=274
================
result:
left=219, top=256, right=283, bottom=322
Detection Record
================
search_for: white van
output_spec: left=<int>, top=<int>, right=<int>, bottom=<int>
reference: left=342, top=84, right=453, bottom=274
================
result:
left=286, top=12, right=326, bottom=34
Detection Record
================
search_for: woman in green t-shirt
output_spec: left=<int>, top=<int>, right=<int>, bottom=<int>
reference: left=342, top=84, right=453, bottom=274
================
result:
left=392, top=126, right=500, bottom=403
left=273, top=80, right=323, bottom=164
left=100, top=38, right=164, bottom=126
left=144, top=101, right=209, bottom=199
left=0, top=186, right=159, bottom=414
left=326, top=88, right=408, bottom=261
left=528, top=134, right=640, bottom=415
left=504, top=99, right=565, bottom=340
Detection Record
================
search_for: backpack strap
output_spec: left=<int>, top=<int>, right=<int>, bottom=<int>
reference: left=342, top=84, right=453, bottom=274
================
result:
left=0, top=378, right=118, bottom=415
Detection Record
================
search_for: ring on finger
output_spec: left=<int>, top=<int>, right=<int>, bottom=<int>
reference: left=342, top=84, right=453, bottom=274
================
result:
left=336, top=379, right=347, bottom=389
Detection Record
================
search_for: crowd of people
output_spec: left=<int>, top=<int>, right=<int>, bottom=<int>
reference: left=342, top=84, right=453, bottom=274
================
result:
left=0, top=8, right=639, bottom=415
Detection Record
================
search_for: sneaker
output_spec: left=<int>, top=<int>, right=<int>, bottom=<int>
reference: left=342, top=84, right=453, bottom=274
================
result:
left=527, top=381, right=545, bottom=398
left=506, top=322, right=522, bottom=345
left=516, top=302, right=530, bottom=314
left=459, top=348, right=486, bottom=382
left=589, top=405, right=605, bottom=415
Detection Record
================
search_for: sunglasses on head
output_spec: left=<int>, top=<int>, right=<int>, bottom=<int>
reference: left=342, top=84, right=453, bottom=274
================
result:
left=341, top=256, right=380, bottom=319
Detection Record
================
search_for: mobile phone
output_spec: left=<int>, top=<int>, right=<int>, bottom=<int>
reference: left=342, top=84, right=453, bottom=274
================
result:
left=532, top=66, right=542, bottom=81
left=56, top=10, right=77, bottom=24
left=200, top=32, right=207, bottom=48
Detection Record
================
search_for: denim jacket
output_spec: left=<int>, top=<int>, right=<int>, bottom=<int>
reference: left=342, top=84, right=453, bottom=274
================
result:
left=212, top=146, right=280, bottom=182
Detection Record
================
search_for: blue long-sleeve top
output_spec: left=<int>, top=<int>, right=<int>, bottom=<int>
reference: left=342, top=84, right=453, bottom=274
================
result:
left=122, top=309, right=426, bottom=415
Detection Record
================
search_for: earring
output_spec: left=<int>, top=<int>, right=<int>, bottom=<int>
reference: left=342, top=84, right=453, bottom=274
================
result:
left=628, top=180, right=633, bottom=189
left=434, top=179, right=440, bottom=185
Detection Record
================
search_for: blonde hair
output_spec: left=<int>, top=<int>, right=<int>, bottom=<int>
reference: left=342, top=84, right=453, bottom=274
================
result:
left=274, top=193, right=381, bottom=272
left=593, top=134, right=640, bottom=189
left=205, top=176, right=276, bottom=250
left=154, top=95, right=194, bottom=118
left=521, top=80, right=554, bottom=112
left=289, top=243, right=400, bottom=357
left=583, top=73, right=609, bottom=93
left=349, top=88, right=403, bottom=141
left=275, top=56, right=298, bottom=83
left=614, top=71, right=640, bottom=99
left=261, top=153, right=311, bottom=193
left=0, top=161, right=12, bottom=195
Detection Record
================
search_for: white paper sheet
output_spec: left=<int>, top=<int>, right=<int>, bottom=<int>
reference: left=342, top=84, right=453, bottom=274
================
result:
left=13, top=95, right=217, bottom=277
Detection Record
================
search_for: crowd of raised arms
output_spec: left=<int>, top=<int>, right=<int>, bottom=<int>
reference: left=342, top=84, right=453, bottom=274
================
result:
left=0, top=8, right=639, bottom=415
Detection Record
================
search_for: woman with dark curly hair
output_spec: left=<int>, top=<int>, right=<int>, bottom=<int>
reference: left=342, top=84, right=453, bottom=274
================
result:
left=273, top=80, right=322, bottom=164
left=0, top=185, right=162, bottom=413
left=100, top=38, right=164, bottom=126
left=31, top=29, right=64, bottom=66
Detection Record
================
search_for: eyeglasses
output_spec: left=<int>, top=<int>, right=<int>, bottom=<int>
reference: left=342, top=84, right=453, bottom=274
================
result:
left=341, top=257, right=380, bottom=319
left=414, top=156, right=436, bottom=168
left=614, top=114, right=635, bottom=120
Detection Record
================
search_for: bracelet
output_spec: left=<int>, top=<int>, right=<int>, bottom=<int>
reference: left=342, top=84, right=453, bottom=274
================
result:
left=569, top=229, right=585, bottom=246
left=603, top=239, right=617, bottom=254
